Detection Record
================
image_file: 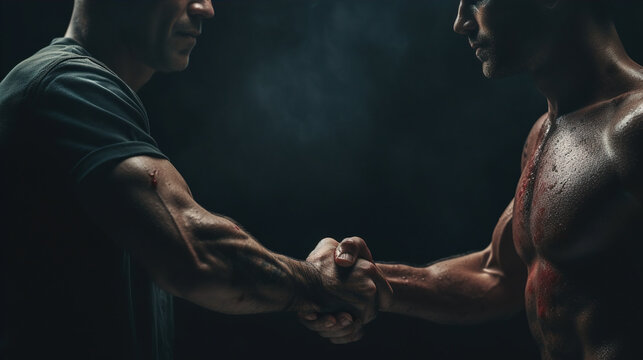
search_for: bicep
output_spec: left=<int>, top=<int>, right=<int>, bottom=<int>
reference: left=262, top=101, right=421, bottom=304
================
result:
left=483, top=199, right=526, bottom=283
left=431, top=200, right=526, bottom=289
left=422, top=200, right=526, bottom=320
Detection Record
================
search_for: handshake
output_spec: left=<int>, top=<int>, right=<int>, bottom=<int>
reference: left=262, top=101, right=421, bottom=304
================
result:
left=295, top=236, right=393, bottom=344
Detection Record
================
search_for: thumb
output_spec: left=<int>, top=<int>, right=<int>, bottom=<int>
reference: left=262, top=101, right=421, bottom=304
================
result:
left=334, top=236, right=373, bottom=267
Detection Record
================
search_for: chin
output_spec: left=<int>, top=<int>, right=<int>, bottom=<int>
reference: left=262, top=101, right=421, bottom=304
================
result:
left=172, top=57, right=190, bottom=72
left=482, top=62, right=497, bottom=79
left=482, top=61, right=518, bottom=80
left=158, top=55, right=191, bottom=73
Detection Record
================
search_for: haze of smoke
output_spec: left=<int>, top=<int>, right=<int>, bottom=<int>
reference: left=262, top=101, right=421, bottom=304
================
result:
left=244, top=0, right=413, bottom=145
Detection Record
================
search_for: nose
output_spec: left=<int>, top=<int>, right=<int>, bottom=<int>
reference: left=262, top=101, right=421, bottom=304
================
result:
left=453, top=1, right=477, bottom=35
left=188, top=0, right=215, bottom=19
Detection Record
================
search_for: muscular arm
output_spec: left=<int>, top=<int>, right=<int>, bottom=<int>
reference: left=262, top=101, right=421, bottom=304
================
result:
left=374, top=116, right=546, bottom=323
left=302, top=202, right=527, bottom=335
left=377, top=201, right=527, bottom=324
left=301, top=117, right=545, bottom=336
left=78, top=156, right=361, bottom=315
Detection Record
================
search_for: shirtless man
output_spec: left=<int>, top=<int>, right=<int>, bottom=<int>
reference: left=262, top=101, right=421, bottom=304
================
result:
left=301, top=0, right=643, bottom=358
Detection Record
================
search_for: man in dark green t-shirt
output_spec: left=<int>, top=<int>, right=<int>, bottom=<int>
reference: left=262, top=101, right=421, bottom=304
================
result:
left=0, top=1, right=392, bottom=358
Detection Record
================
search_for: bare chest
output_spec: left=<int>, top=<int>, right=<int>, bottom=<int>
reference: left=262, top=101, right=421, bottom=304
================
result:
left=512, top=120, right=631, bottom=264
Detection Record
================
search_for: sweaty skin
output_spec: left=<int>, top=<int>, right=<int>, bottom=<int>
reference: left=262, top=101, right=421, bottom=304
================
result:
left=515, top=92, right=643, bottom=359
left=301, top=1, right=643, bottom=357
left=305, top=94, right=643, bottom=358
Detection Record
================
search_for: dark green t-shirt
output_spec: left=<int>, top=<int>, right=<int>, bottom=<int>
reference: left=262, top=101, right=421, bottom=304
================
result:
left=0, top=38, right=174, bottom=360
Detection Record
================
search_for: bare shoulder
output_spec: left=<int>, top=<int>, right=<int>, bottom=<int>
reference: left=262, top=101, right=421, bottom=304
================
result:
left=607, top=91, right=643, bottom=201
left=521, top=113, right=548, bottom=171
left=610, top=90, right=643, bottom=134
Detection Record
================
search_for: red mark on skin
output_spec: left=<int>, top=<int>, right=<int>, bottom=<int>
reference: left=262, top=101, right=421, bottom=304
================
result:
left=517, top=174, right=530, bottom=201
left=532, top=207, right=546, bottom=246
left=536, top=180, right=551, bottom=195
left=148, top=170, right=159, bottom=188
left=517, top=123, right=550, bottom=211
left=535, top=263, right=562, bottom=319
left=515, top=168, right=534, bottom=233
left=234, top=225, right=240, bottom=231
left=516, top=160, right=536, bottom=211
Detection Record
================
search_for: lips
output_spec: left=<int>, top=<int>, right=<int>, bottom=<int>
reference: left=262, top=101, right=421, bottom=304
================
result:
left=177, top=31, right=200, bottom=38
left=468, top=40, right=488, bottom=61
left=175, top=25, right=202, bottom=38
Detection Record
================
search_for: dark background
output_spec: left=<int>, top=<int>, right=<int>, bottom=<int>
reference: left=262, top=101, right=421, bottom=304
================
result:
left=3, top=1, right=643, bottom=359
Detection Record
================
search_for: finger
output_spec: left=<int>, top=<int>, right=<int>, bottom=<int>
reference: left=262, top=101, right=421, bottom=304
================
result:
left=297, top=312, right=318, bottom=321
left=335, top=312, right=354, bottom=327
left=298, top=314, right=339, bottom=332
left=328, top=328, right=365, bottom=344
left=350, top=260, right=393, bottom=321
left=314, top=237, right=339, bottom=253
left=307, top=237, right=339, bottom=261
left=334, top=236, right=373, bottom=267
left=317, top=320, right=361, bottom=339
left=299, top=312, right=352, bottom=332
left=351, top=260, right=379, bottom=324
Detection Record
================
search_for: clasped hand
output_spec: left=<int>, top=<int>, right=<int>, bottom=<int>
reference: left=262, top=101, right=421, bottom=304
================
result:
left=301, top=236, right=391, bottom=344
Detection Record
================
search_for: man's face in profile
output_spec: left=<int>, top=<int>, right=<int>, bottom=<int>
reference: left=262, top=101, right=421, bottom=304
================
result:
left=127, top=0, right=215, bottom=72
left=453, top=0, right=548, bottom=78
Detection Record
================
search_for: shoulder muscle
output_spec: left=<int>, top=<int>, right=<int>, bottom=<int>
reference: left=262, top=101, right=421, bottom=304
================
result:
left=609, top=99, right=643, bottom=203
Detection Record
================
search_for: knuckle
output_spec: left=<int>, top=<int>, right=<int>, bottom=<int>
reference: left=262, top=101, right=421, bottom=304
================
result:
left=320, top=237, right=338, bottom=246
left=352, top=236, right=365, bottom=245
left=363, top=281, right=377, bottom=297
left=357, top=261, right=378, bottom=275
left=343, top=236, right=365, bottom=246
left=355, top=260, right=371, bottom=271
left=337, top=239, right=354, bottom=252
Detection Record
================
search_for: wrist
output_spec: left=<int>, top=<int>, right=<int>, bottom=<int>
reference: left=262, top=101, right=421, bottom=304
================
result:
left=280, top=257, right=326, bottom=313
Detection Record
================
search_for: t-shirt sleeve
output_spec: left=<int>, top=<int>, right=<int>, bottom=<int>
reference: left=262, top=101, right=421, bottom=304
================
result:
left=32, top=57, right=168, bottom=183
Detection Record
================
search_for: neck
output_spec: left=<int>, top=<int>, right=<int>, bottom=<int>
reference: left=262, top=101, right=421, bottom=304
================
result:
left=65, top=19, right=155, bottom=92
left=531, top=19, right=642, bottom=118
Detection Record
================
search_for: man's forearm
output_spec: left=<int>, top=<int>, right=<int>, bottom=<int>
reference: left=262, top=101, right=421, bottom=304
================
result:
left=80, top=156, right=357, bottom=316
left=378, top=250, right=525, bottom=324
left=172, top=223, right=325, bottom=315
